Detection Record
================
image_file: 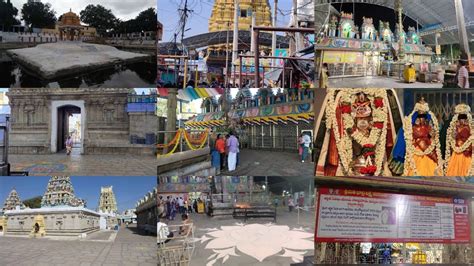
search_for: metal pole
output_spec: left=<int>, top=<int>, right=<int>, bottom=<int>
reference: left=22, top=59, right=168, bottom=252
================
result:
left=272, top=0, right=278, bottom=67
left=232, top=0, right=239, bottom=64
left=239, top=56, right=243, bottom=88
left=454, top=0, right=472, bottom=67
left=225, top=22, right=230, bottom=87
left=254, top=29, right=260, bottom=87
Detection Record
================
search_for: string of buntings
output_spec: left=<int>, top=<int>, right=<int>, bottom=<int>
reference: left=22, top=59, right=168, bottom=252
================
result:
left=157, top=88, right=224, bottom=101
left=157, top=129, right=209, bottom=157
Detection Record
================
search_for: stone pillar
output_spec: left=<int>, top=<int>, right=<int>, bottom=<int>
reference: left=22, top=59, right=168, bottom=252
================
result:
left=165, top=88, right=178, bottom=147
left=454, top=0, right=472, bottom=66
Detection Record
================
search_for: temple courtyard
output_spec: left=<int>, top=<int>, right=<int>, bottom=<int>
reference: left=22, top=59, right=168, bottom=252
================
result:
left=165, top=206, right=315, bottom=266
left=9, top=151, right=157, bottom=176
left=328, top=76, right=443, bottom=88
left=0, top=224, right=156, bottom=265
left=220, top=149, right=315, bottom=177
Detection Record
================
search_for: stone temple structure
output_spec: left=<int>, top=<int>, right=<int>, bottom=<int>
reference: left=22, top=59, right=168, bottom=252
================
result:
left=2, top=188, right=25, bottom=212
left=135, top=187, right=157, bottom=235
left=98, top=186, right=117, bottom=214
left=7, top=88, right=156, bottom=155
left=4, top=176, right=101, bottom=237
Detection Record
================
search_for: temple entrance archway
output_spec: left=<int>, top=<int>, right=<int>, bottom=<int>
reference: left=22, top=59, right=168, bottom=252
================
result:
left=51, top=100, right=86, bottom=154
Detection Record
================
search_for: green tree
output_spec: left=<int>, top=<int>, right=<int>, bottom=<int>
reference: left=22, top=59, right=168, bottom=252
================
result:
left=80, top=5, right=117, bottom=36
left=0, top=0, right=20, bottom=31
left=21, top=2, right=57, bottom=30
left=132, top=8, right=157, bottom=32
left=23, top=196, right=42, bottom=209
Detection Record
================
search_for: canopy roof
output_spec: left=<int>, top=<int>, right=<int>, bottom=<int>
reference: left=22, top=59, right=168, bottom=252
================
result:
left=325, top=0, right=473, bottom=45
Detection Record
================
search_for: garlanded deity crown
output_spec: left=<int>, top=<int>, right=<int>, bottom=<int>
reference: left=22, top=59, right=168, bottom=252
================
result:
left=414, top=98, right=430, bottom=114
left=454, top=104, right=471, bottom=114
left=340, top=12, right=353, bottom=20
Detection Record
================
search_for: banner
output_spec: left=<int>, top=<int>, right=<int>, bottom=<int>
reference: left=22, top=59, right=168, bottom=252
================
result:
left=315, top=187, right=470, bottom=243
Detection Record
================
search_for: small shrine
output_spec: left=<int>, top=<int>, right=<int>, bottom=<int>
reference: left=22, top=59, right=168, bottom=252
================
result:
left=2, top=188, right=25, bottom=212
left=338, top=12, right=355, bottom=39
left=58, top=9, right=85, bottom=41
left=29, top=215, right=46, bottom=238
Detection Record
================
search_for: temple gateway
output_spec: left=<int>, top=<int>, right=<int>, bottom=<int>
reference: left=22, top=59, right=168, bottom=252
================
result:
left=7, top=88, right=156, bottom=155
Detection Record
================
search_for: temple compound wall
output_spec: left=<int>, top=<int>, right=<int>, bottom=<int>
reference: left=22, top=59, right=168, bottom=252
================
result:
left=135, top=188, right=157, bottom=235
left=7, top=88, right=155, bottom=155
left=4, top=207, right=100, bottom=237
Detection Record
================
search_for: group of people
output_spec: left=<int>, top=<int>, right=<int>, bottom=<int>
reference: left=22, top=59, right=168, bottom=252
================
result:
left=158, top=196, right=200, bottom=221
left=210, top=131, right=240, bottom=172
left=273, top=195, right=305, bottom=213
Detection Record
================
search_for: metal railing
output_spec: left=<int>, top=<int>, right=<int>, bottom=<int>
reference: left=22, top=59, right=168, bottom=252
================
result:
left=157, top=130, right=210, bottom=156
left=158, top=223, right=195, bottom=266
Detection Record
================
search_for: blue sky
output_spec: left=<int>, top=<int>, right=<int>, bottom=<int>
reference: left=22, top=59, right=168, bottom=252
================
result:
left=0, top=176, right=156, bottom=213
left=158, top=0, right=293, bottom=42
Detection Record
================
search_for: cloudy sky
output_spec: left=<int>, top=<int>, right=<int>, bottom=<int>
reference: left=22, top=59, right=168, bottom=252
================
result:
left=11, top=0, right=155, bottom=21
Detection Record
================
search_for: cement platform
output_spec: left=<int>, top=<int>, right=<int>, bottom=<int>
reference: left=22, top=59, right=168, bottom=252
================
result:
left=6, top=42, right=150, bottom=80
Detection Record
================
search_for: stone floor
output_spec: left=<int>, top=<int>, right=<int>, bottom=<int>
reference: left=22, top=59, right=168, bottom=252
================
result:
left=0, top=224, right=157, bottom=266
left=328, top=76, right=443, bottom=88
left=9, top=152, right=157, bottom=176
left=164, top=206, right=315, bottom=266
left=220, top=149, right=315, bottom=177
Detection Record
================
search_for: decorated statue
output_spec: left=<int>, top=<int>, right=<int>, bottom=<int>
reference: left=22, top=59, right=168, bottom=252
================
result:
left=379, top=21, right=393, bottom=43
left=314, top=89, right=402, bottom=176
left=406, top=26, right=419, bottom=44
left=338, top=12, right=354, bottom=39
left=361, top=17, right=375, bottom=41
left=389, top=98, right=443, bottom=176
left=445, top=104, right=474, bottom=176
left=353, top=25, right=360, bottom=39
left=329, top=15, right=338, bottom=37
left=394, top=23, right=406, bottom=43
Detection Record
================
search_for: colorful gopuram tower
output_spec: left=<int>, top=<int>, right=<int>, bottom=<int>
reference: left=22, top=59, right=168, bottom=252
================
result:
left=98, top=186, right=117, bottom=213
left=208, top=0, right=272, bottom=32
left=2, top=188, right=25, bottom=212
left=41, top=176, right=85, bottom=207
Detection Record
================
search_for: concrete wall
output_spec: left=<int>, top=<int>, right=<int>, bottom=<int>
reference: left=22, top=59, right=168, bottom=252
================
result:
left=5, top=210, right=100, bottom=237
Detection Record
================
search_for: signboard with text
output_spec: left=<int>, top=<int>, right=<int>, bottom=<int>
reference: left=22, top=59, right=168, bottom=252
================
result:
left=315, top=188, right=470, bottom=243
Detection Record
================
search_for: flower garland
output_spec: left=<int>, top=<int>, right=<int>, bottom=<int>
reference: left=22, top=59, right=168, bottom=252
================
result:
left=402, top=103, right=443, bottom=176
left=326, top=88, right=389, bottom=176
left=444, top=104, right=474, bottom=175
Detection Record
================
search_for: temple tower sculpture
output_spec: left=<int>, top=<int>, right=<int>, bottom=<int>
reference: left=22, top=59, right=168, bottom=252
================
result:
left=98, top=186, right=117, bottom=214
left=2, top=188, right=25, bottom=212
left=41, top=176, right=85, bottom=207
left=208, top=0, right=272, bottom=32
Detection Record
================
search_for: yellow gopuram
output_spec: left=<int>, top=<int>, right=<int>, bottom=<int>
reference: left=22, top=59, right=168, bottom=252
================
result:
left=208, top=0, right=272, bottom=52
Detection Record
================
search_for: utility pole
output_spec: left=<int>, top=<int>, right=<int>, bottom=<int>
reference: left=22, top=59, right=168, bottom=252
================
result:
left=178, top=0, right=193, bottom=44
left=272, top=0, right=278, bottom=67
left=289, top=0, right=297, bottom=55
left=395, top=0, right=405, bottom=60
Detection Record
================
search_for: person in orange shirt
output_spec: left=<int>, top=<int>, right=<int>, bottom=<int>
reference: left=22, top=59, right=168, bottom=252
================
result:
left=215, top=134, right=226, bottom=170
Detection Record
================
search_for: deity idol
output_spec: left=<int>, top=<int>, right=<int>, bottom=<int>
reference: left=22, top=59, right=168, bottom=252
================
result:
left=361, top=17, right=375, bottom=41
left=389, top=99, right=443, bottom=176
left=314, top=89, right=402, bottom=176
left=445, top=104, right=474, bottom=176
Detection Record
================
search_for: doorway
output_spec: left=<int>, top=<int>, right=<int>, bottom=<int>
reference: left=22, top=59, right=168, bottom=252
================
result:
left=56, top=105, right=81, bottom=154
left=51, top=100, right=85, bottom=154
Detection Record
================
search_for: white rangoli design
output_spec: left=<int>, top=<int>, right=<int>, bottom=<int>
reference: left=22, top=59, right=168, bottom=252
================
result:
left=193, top=223, right=313, bottom=265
